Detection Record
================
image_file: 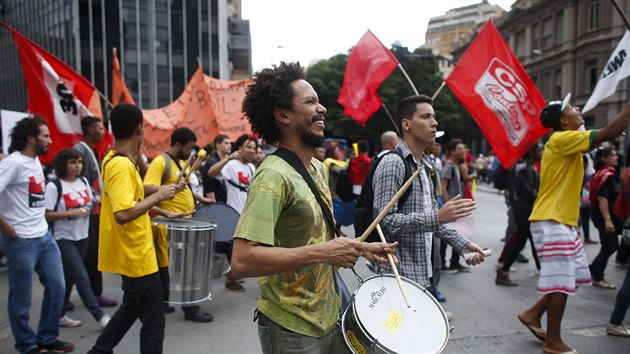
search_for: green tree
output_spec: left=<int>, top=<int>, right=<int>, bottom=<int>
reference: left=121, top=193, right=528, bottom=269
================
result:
left=306, top=44, right=481, bottom=150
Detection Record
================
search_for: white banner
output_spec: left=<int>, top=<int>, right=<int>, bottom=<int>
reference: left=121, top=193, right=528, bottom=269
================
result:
left=583, top=31, right=630, bottom=114
left=1, top=109, right=28, bottom=154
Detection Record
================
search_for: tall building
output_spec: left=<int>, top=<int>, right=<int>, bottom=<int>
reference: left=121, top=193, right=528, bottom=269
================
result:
left=423, top=0, right=506, bottom=77
left=0, top=0, right=251, bottom=112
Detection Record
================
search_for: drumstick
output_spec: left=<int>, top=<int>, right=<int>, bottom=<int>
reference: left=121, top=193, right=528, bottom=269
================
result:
left=185, top=149, right=207, bottom=181
left=376, top=224, right=412, bottom=309
left=357, top=167, right=422, bottom=242
left=463, top=248, right=492, bottom=262
left=174, top=149, right=197, bottom=184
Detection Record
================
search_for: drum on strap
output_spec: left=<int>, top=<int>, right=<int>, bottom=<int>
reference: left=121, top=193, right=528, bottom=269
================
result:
left=151, top=218, right=216, bottom=305
left=341, top=274, right=450, bottom=354
left=193, top=202, right=240, bottom=242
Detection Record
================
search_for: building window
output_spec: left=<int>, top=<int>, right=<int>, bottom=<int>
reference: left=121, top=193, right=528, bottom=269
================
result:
left=589, top=0, right=599, bottom=31
left=515, top=30, right=526, bottom=57
left=585, top=59, right=598, bottom=93
left=542, top=17, right=553, bottom=48
left=542, top=71, right=552, bottom=98
left=532, top=22, right=540, bottom=51
left=554, top=69, right=562, bottom=97
left=556, top=11, right=564, bottom=44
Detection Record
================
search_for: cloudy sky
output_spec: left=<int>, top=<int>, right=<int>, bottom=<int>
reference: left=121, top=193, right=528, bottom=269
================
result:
left=241, top=0, right=516, bottom=71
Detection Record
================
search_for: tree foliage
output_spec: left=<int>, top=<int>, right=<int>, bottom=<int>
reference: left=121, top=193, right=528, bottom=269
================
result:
left=306, top=44, right=481, bottom=150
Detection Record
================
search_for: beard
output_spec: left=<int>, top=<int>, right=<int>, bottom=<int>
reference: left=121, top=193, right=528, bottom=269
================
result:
left=300, top=131, right=324, bottom=148
left=35, top=143, right=48, bottom=156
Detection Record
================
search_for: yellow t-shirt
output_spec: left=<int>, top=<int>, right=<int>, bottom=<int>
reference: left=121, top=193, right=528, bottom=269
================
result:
left=529, top=129, right=597, bottom=226
left=144, top=154, right=195, bottom=267
left=99, top=150, right=157, bottom=278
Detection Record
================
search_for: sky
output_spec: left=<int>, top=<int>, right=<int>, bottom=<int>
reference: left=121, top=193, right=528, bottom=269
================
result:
left=241, top=0, right=516, bottom=72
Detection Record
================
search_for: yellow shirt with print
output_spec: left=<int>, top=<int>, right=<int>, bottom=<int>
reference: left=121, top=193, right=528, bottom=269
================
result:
left=98, top=150, right=157, bottom=278
left=144, top=154, right=195, bottom=267
left=529, top=129, right=597, bottom=226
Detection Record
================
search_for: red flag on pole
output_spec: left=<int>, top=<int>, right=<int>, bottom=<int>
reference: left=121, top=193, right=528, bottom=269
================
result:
left=111, top=47, right=136, bottom=106
left=338, top=30, right=399, bottom=126
left=445, top=20, right=548, bottom=169
left=1, top=21, right=103, bottom=164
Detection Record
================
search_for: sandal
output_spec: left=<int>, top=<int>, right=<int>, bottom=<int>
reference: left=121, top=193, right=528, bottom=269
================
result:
left=517, top=314, right=546, bottom=342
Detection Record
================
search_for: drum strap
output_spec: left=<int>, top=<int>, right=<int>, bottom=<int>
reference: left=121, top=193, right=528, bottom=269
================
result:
left=272, top=148, right=340, bottom=239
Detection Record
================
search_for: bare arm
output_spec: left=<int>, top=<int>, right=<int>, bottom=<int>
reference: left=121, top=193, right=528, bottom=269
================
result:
left=594, top=102, right=630, bottom=145
left=441, top=177, right=450, bottom=202
left=597, top=196, right=615, bottom=234
left=45, top=208, right=89, bottom=221
left=207, top=151, right=240, bottom=177
left=114, top=185, right=176, bottom=224
left=0, top=215, right=16, bottom=239
left=231, top=237, right=397, bottom=278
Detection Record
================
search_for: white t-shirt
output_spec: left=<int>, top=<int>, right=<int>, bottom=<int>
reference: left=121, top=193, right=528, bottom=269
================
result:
left=45, top=178, right=93, bottom=241
left=222, top=159, right=255, bottom=214
left=0, top=151, right=49, bottom=238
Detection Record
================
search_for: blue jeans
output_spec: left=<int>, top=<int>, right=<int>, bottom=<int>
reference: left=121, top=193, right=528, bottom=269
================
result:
left=0, top=232, right=65, bottom=354
left=257, top=311, right=349, bottom=354
left=57, top=238, right=105, bottom=321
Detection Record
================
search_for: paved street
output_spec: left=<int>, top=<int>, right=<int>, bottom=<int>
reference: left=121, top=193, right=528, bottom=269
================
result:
left=1, top=185, right=628, bottom=353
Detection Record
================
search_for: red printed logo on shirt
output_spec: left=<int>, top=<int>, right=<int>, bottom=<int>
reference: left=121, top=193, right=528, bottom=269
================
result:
left=63, top=188, right=90, bottom=209
left=237, top=171, right=251, bottom=185
left=28, top=175, right=46, bottom=208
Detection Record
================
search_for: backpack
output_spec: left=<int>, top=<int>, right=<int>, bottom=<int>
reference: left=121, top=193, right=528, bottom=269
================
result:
left=335, top=161, right=355, bottom=202
left=47, top=176, right=89, bottom=233
left=493, top=165, right=510, bottom=190
left=354, top=148, right=414, bottom=242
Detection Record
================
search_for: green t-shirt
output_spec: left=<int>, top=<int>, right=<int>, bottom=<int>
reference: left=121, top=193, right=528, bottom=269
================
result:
left=234, top=155, right=340, bottom=337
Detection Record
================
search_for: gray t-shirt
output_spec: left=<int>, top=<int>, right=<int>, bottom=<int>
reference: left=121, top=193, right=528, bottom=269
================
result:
left=442, top=160, right=462, bottom=199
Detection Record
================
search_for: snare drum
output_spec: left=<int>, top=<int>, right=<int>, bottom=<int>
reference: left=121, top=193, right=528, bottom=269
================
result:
left=341, top=274, right=450, bottom=354
left=193, top=202, right=240, bottom=242
left=151, top=218, right=216, bottom=305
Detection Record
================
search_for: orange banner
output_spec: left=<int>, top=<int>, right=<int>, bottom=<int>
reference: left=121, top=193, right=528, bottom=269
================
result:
left=142, top=67, right=219, bottom=158
left=112, top=48, right=136, bottom=106
left=204, top=75, right=252, bottom=141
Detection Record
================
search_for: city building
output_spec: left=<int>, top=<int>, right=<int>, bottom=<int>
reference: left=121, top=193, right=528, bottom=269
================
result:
left=423, top=0, right=506, bottom=78
left=0, top=0, right=251, bottom=112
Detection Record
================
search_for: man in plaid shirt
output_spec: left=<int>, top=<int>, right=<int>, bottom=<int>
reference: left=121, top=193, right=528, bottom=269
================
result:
left=374, top=95, right=486, bottom=290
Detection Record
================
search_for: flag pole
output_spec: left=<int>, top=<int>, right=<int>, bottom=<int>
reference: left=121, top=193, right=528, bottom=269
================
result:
left=432, top=81, right=446, bottom=101
left=610, top=0, right=630, bottom=31
left=381, top=104, right=400, bottom=135
left=95, top=88, right=114, bottom=109
left=397, top=63, right=419, bottom=95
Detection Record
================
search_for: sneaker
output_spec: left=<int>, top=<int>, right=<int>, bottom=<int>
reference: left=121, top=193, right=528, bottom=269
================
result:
left=38, top=340, right=75, bottom=353
left=226, top=279, right=246, bottom=292
left=452, top=263, right=470, bottom=273
left=440, top=266, right=458, bottom=274
left=610, top=261, right=628, bottom=269
left=584, top=238, right=598, bottom=244
left=435, top=291, right=446, bottom=303
left=164, top=304, right=175, bottom=313
left=495, top=269, right=519, bottom=286
left=25, top=348, right=45, bottom=354
left=607, top=323, right=630, bottom=337
left=184, top=308, right=214, bottom=323
left=495, top=262, right=516, bottom=272
left=98, top=314, right=111, bottom=328
left=593, top=280, right=616, bottom=289
left=64, top=301, right=74, bottom=312
left=97, top=296, right=118, bottom=307
left=516, top=254, right=529, bottom=263
left=59, top=315, right=82, bottom=328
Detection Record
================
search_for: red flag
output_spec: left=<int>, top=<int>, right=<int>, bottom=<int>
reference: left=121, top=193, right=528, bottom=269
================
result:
left=445, top=21, right=548, bottom=169
left=1, top=21, right=103, bottom=164
left=338, top=30, right=399, bottom=126
left=111, top=47, right=136, bottom=106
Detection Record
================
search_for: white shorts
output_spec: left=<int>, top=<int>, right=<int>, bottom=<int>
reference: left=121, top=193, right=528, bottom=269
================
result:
left=530, top=220, right=592, bottom=295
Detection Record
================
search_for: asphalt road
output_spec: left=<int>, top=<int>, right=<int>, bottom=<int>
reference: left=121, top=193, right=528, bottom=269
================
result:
left=0, top=184, right=628, bottom=353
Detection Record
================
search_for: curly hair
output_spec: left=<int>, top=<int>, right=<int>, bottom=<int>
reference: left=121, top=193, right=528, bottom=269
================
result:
left=9, top=115, right=48, bottom=153
left=242, top=62, right=306, bottom=144
left=52, top=148, right=82, bottom=179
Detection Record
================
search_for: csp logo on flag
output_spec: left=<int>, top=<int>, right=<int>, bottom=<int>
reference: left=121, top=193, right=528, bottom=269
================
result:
left=474, top=58, right=538, bottom=146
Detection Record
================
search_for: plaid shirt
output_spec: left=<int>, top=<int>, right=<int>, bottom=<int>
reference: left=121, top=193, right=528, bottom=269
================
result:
left=373, top=140, right=470, bottom=287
